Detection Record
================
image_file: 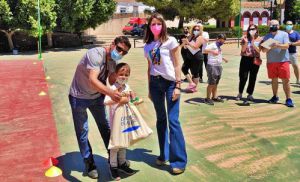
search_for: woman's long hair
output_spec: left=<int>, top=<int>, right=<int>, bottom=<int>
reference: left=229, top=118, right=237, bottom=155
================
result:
left=247, top=24, right=259, bottom=42
left=144, top=13, right=168, bottom=44
left=189, top=24, right=203, bottom=41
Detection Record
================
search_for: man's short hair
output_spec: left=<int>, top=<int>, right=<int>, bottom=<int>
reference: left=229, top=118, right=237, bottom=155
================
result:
left=270, top=19, right=279, bottom=26
left=114, top=36, right=131, bottom=49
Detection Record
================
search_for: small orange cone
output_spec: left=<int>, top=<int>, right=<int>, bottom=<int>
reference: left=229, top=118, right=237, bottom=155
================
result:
left=43, top=157, right=59, bottom=168
left=45, top=166, right=62, bottom=177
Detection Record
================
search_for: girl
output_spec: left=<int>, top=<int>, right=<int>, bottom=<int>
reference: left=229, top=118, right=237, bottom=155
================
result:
left=104, top=63, right=136, bottom=180
left=181, top=24, right=204, bottom=93
left=237, top=24, right=262, bottom=101
left=144, top=13, right=187, bottom=174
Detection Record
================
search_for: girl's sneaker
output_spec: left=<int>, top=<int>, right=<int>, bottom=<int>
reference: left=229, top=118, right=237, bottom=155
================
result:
left=110, top=167, right=121, bottom=181
left=118, top=162, right=136, bottom=175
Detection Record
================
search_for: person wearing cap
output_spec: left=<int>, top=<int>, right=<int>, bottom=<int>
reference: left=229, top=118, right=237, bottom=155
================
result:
left=285, top=20, right=300, bottom=84
left=261, top=20, right=294, bottom=107
left=68, top=36, right=131, bottom=179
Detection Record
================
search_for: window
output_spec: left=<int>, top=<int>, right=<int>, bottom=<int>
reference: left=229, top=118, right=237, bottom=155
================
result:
left=120, top=7, right=127, bottom=14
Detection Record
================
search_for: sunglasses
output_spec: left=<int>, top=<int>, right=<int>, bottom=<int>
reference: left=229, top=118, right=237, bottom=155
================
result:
left=249, top=28, right=256, bottom=30
left=151, top=23, right=162, bottom=26
left=194, top=29, right=200, bottom=31
left=116, top=45, right=128, bottom=55
left=286, top=24, right=293, bottom=25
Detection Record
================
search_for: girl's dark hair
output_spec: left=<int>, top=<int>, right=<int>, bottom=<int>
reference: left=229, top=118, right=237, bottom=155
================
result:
left=246, top=24, right=259, bottom=41
left=144, top=13, right=168, bottom=44
left=115, top=63, right=131, bottom=74
left=114, top=36, right=131, bottom=49
left=217, top=34, right=226, bottom=40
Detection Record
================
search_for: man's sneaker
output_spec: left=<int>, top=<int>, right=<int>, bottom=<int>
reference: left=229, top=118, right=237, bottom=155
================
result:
left=84, top=157, right=98, bottom=179
left=110, top=167, right=121, bottom=181
left=285, top=98, right=295, bottom=107
left=204, top=98, right=214, bottom=105
left=155, top=158, right=167, bottom=166
left=247, top=94, right=254, bottom=101
left=236, top=93, right=242, bottom=101
left=118, top=162, right=136, bottom=175
left=212, top=97, right=224, bottom=103
left=171, top=168, right=185, bottom=175
left=269, top=96, right=279, bottom=104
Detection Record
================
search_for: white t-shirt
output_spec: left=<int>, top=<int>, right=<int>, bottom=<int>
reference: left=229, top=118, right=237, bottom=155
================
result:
left=202, top=31, right=210, bottom=53
left=205, top=42, right=223, bottom=66
left=144, top=36, right=179, bottom=81
left=104, top=83, right=131, bottom=126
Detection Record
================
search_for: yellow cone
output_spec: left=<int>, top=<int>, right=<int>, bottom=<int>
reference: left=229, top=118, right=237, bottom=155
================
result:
left=45, top=166, right=62, bottom=177
left=45, top=76, right=51, bottom=80
left=38, top=91, right=47, bottom=96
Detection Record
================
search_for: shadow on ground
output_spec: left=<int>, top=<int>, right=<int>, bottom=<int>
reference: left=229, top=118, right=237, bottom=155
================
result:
left=57, top=152, right=112, bottom=182
left=126, top=148, right=169, bottom=173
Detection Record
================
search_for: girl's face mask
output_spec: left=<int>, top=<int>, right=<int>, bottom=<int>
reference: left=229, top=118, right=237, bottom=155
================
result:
left=116, top=77, right=128, bottom=85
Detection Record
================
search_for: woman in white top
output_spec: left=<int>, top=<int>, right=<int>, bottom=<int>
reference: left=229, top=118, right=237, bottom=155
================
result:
left=143, top=13, right=187, bottom=174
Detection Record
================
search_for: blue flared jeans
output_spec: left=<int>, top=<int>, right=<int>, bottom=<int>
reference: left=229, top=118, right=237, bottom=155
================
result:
left=149, top=75, right=187, bottom=169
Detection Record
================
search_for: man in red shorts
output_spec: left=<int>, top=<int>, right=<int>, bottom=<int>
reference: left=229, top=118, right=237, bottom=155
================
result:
left=261, top=20, right=294, bottom=107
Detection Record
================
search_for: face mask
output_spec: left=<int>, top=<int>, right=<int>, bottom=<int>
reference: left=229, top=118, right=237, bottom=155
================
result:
left=270, top=25, right=278, bottom=32
left=116, top=77, right=128, bottom=85
left=193, top=30, right=200, bottom=36
left=110, top=48, right=123, bottom=61
left=286, top=25, right=293, bottom=31
left=249, top=30, right=257, bottom=36
left=150, top=24, right=162, bottom=36
left=216, top=41, right=223, bottom=47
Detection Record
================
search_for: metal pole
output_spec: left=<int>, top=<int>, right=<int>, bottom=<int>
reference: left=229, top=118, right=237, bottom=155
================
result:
left=37, top=0, right=42, bottom=60
left=238, top=0, right=242, bottom=48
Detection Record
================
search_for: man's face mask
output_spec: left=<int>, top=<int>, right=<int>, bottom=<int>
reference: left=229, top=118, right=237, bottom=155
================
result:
left=270, top=25, right=278, bottom=32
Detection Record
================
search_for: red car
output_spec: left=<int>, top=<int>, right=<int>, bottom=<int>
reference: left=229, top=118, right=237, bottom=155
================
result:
left=122, top=17, right=147, bottom=35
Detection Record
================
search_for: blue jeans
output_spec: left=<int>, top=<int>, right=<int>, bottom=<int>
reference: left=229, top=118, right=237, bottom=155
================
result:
left=149, top=75, right=187, bottom=169
left=69, top=95, right=110, bottom=160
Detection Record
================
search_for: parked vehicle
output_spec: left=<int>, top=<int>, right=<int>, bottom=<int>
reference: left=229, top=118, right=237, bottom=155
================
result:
left=122, top=17, right=147, bottom=35
left=131, top=24, right=146, bottom=37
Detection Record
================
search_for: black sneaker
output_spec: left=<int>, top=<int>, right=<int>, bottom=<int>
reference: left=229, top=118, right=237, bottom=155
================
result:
left=212, top=97, right=224, bottom=103
left=84, top=157, right=98, bottom=179
left=118, top=162, right=137, bottom=175
left=204, top=98, right=214, bottom=105
left=110, top=167, right=121, bottom=181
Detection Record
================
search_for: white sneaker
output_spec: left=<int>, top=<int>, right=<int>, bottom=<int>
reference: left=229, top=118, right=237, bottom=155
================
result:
left=236, top=93, right=242, bottom=101
left=247, top=94, right=254, bottom=101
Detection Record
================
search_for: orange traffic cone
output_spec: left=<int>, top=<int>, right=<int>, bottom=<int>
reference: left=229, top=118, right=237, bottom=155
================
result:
left=43, top=157, right=59, bottom=168
left=45, top=166, right=62, bottom=177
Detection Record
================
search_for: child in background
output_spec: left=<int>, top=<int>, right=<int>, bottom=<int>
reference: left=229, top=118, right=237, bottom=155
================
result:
left=203, top=34, right=228, bottom=105
left=104, top=63, right=137, bottom=180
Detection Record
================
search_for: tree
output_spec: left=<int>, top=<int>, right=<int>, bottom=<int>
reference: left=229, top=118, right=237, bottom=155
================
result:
left=0, top=0, right=57, bottom=50
left=56, top=0, right=116, bottom=33
left=137, top=0, right=240, bottom=28
left=0, top=0, right=17, bottom=50
left=284, top=0, right=297, bottom=23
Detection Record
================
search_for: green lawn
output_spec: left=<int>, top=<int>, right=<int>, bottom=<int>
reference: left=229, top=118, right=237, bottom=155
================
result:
left=1, top=44, right=300, bottom=181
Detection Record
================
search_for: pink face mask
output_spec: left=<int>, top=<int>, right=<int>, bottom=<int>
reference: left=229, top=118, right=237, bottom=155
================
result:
left=150, top=24, right=162, bottom=36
